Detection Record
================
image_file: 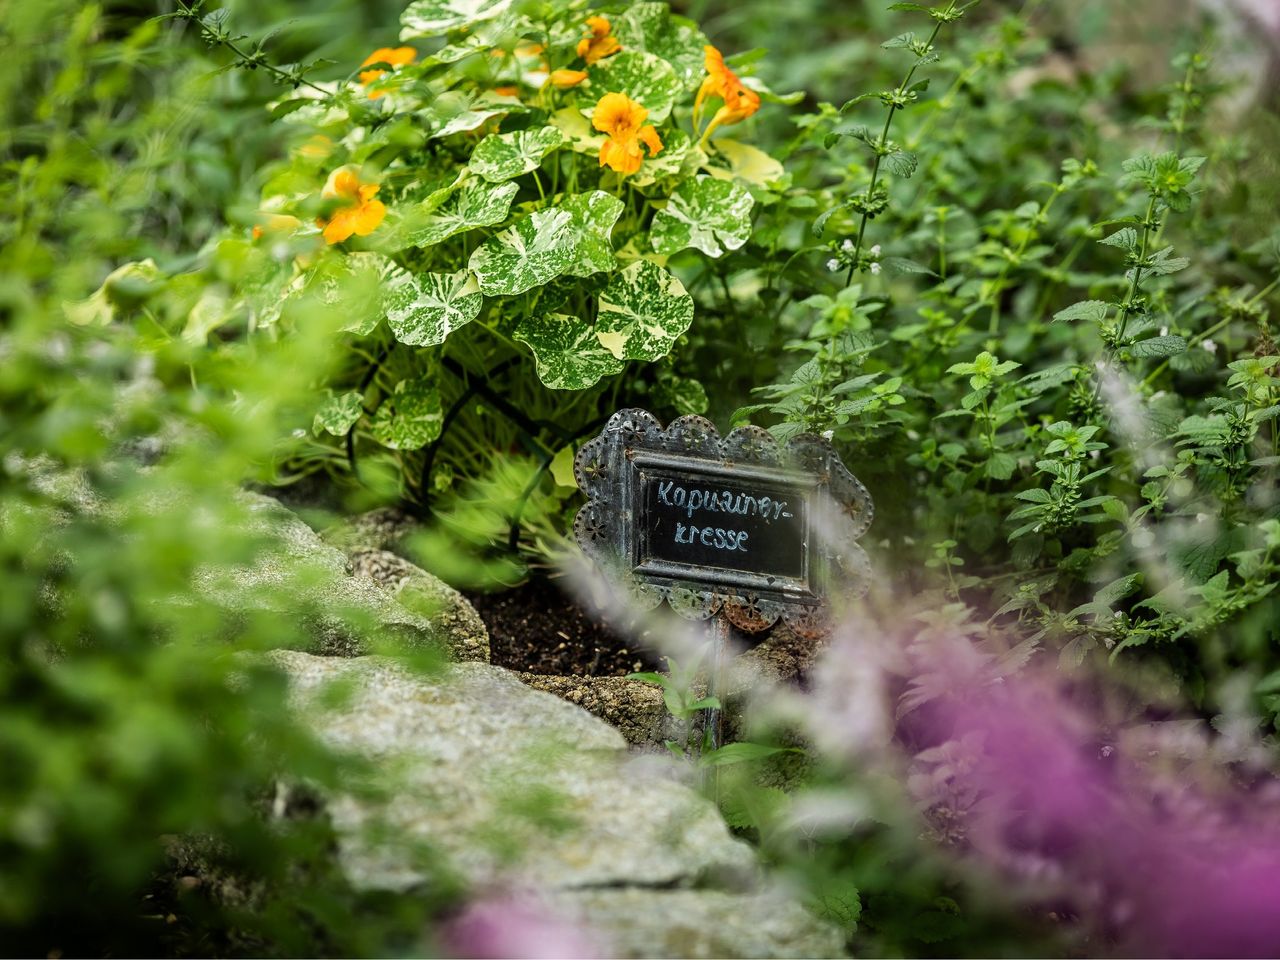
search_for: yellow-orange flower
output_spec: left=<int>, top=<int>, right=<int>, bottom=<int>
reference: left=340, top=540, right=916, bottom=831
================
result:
left=695, top=45, right=761, bottom=137
left=592, top=92, right=663, bottom=176
left=493, top=85, right=520, bottom=97
left=547, top=68, right=588, bottom=89
left=576, top=16, right=621, bottom=65
left=320, top=168, right=386, bottom=245
left=359, top=46, right=416, bottom=99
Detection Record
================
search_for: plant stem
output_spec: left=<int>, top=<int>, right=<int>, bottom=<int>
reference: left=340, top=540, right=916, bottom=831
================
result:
left=844, top=2, right=956, bottom=286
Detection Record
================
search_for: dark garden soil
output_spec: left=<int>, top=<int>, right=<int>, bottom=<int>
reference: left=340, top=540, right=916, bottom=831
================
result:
left=466, top=577, right=672, bottom=677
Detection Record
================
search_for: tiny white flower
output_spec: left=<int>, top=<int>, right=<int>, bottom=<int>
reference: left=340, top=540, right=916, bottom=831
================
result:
left=1089, top=449, right=1100, bottom=460
left=1195, top=512, right=1209, bottom=523
left=1159, top=326, right=1169, bottom=336
left=1201, top=339, right=1218, bottom=354
left=870, top=244, right=882, bottom=256
left=820, top=429, right=834, bottom=440
left=869, top=261, right=882, bottom=275
left=827, top=258, right=841, bottom=272
left=841, top=238, right=854, bottom=253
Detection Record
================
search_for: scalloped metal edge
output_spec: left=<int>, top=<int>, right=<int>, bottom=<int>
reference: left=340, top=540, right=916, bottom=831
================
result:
left=573, top=408, right=874, bottom=634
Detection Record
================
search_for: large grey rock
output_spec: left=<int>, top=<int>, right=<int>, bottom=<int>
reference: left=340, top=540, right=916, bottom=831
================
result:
left=272, top=650, right=756, bottom=892
left=196, top=494, right=486, bottom=661
left=552, top=888, right=845, bottom=959
left=350, top=547, right=488, bottom=663
left=518, top=673, right=676, bottom=746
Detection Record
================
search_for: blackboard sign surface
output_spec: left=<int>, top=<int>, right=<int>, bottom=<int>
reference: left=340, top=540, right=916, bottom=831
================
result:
left=574, top=409, right=873, bottom=637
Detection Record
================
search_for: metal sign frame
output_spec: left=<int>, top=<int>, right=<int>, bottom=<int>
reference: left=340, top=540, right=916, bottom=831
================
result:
left=573, top=408, right=874, bottom=638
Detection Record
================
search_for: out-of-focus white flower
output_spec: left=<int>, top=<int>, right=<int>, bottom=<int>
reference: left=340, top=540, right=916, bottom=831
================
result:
left=870, top=244, right=882, bottom=256
left=827, top=258, right=841, bottom=272
left=821, top=429, right=834, bottom=440
left=841, top=238, right=854, bottom=252
left=870, top=262, right=882, bottom=275
left=1202, top=339, right=1218, bottom=354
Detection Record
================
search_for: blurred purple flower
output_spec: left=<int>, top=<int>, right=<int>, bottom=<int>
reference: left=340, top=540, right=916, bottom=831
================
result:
left=439, top=893, right=602, bottom=959
left=922, top=670, right=1280, bottom=957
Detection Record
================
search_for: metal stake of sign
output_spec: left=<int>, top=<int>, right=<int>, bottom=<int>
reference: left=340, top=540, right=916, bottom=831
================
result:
left=573, top=409, right=874, bottom=756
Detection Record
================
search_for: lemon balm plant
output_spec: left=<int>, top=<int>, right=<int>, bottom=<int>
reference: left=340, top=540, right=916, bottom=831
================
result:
left=164, top=0, right=792, bottom=544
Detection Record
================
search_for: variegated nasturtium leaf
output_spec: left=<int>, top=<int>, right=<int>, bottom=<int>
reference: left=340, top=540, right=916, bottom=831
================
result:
left=469, top=191, right=623, bottom=296
left=613, top=2, right=710, bottom=90
left=551, top=107, right=605, bottom=155
left=630, top=128, right=701, bottom=187
left=469, top=127, right=567, bottom=183
left=313, top=391, right=364, bottom=437
left=309, top=252, right=392, bottom=335
left=561, top=190, right=625, bottom=278
left=595, top=260, right=694, bottom=362
left=371, top=379, right=443, bottom=450
left=650, top=176, right=755, bottom=258
left=706, top=139, right=786, bottom=187
left=586, top=51, right=681, bottom=124
left=513, top=313, right=624, bottom=390
left=400, top=0, right=512, bottom=38
left=422, top=90, right=522, bottom=140
left=406, top=178, right=518, bottom=248
left=383, top=268, right=483, bottom=346
left=469, top=208, right=575, bottom=297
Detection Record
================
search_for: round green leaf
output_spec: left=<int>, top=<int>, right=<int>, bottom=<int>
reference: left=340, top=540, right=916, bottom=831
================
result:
left=650, top=176, right=754, bottom=258
left=313, top=391, right=364, bottom=436
left=513, top=313, right=624, bottom=390
left=613, top=2, right=710, bottom=90
left=468, top=191, right=623, bottom=296
left=400, top=0, right=512, bottom=38
left=405, top=178, right=518, bottom=248
left=371, top=379, right=443, bottom=450
left=383, top=268, right=483, bottom=346
left=586, top=50, right=681, bottom=124
left=595, top=260, right=694, bottom=362
left=469, top=127, right=567, bottom=183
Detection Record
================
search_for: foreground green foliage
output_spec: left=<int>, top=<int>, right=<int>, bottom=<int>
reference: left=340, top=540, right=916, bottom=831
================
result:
left=4, top=0, right=1280, bottom=956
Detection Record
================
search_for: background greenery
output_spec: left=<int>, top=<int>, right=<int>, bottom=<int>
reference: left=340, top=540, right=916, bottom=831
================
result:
left=3, top=0, right=1278, bottom=956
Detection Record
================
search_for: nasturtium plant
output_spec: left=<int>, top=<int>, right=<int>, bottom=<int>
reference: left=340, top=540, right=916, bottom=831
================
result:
left=201, top=0, right=784, bottom=529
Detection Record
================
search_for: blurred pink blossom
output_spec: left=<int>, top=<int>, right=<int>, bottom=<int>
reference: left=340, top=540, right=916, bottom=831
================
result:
left=439, top=893, right=602, bottom=959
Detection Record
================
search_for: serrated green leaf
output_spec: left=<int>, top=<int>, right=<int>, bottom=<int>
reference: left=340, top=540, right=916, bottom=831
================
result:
left=650, top=175, right=754, bottom=258
left=1053, top=300, right=1110, bottom=323
left=595, top=260, right=694, bottom=362
left=371, top=379, right=443, bottom=450
left=400, top=0, right=512, bottom=38
left=405, top=178, right=518, bottom=248
left=513, top=313, right=624, bottom=390
left=313, top=391, right=363, bottom=437
left=1129, top=335, right=1187, bottom=359
left=586, top=50, right=681, bottom=123
left=469, top=127, right=566, bottom=183
left=612, top=2, right=710, bottom=88
left=383, top=268, right=483, bottom=346
left=656, top=375, right=709, bottom=415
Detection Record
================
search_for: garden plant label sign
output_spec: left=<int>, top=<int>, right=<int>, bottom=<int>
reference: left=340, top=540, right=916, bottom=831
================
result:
left=573, top=409, right=874, bottom=637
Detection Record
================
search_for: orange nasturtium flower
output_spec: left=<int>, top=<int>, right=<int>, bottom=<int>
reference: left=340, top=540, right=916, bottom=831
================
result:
left=320, top=167, right=386, bottom=245
left=547, top=68, right=588, bottom=89
left=695, top=45, right=761, bottom=139
left=592, top=92, right=663, bottom=176
left=358, top=46, right=416, bottom=99
left=576, top=15, right=621, bottom=65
